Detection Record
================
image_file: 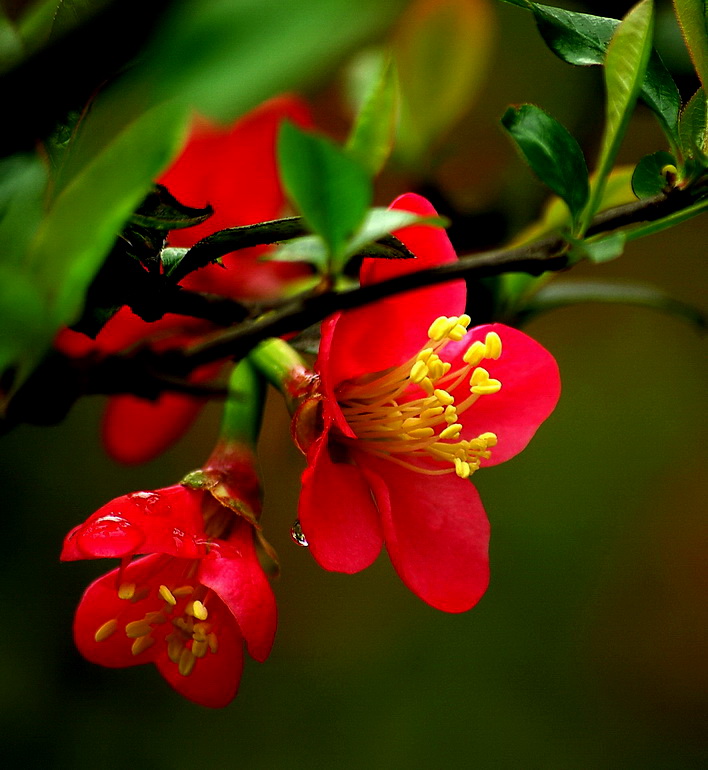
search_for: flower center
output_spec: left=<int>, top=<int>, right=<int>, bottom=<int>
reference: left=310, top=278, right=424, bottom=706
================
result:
left=337, top=315, right=502, bottom=478
left=93, top=557, right=219, bottom=677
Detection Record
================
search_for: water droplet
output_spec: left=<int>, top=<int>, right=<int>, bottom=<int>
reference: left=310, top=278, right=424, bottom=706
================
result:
left=77, top=515, right=145, bottom=557
left=290, top=520, right=309, bottom=547
left=128, top=491, right=163, bottom=514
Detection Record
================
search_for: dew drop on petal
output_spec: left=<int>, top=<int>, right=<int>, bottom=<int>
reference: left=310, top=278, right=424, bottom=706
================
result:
left=128, top=492, right=164, bottom=514
left=290, top=520, right=309, bottom=547
left=77, top=515, right=145, bottom=557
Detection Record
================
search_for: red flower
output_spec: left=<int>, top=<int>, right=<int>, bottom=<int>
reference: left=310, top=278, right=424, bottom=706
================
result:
left=294, top=193, right=561, bottom=613
left=56, top=94, right=313, bottom=463
left=61, top=444, right=276, bottom=708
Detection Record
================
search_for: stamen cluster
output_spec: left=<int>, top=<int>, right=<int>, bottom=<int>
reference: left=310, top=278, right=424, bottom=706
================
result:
left=338, top=315, right=503, bottom=478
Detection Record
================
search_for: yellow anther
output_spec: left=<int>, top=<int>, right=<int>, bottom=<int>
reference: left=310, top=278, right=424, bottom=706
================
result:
left=159, top=585, right=177, bottom=605
left=172, top=585, right=194, bottom=597
left=117, top=582, right=136, bottom=600
left=470, top=367, right=490, bottom=386
left=191, top=601, right=208, bottom=621
left=167, top=635, right=183, bottom=663
left=420, top=406, right=444, bottom=420
left=144, top=611, right=166, bottom=625
left=208, top=633, right=219, bottom=654
left=444, top=405, right=458, bottom=424
left=463, top=341, right=487, bottom=366
left=193, top=622, right=211, bottom=636
left=479, top=431, right=498, bottom=446
left=410, top=360, right=428, bottom=383
left=191, top=640, right=208, bottom=659
left=448, top=323, right=468, bottom=342
left=454, top=458, right=471, bottom=479
left=94, top=619, right=118, bottom=642
left=408, top=427, right=435, bottom=439
left=439, top=423, right=463, bottom=440
left=484, top=332, right=502, bottom=359
left=428, top=359, right=446, bottom=380
left=459, top=314, right=471, bottom=327
left=178, top=648, right=196, bottom=677
left=125, top=620, right=152, bottom=639
left=434, top=388, right=454, bottom=406
left=131, top=635, right=155, bottom=656
left=417, top=348, right=434, bottom=362
left=471, top=380, right=501, bottom=395
left=427, top=316, right=456, bottom=341
left=421, top=377, right=434, bottom=395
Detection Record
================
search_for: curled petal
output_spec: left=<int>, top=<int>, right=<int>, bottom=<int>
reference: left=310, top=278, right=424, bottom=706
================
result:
left=61, top=485, right=205, bottom=561
left=359, top=454, right=490, bottom=613
left=320, top=193, right=466, bottom=389
left=298, top=433, right=383, bottom=573
left=199, top=519, right=277, bottom=663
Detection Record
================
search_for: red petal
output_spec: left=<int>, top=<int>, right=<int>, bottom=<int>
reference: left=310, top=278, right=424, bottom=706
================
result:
left=161, top=94, right=313, bottom=242
left=445, top=323, right=561, bottom=465
left=359, top=454, right=490, bottom=613
left=298, top=434, right=383, bottom=573
left=199, top=519, right=277, bottom=663
left=320, top=193, right=466, bottom=389
left=73, top=554, right=169, bottom=669
left=61, top=485, right=205, bottom=561
left=73, top=554, right=246, bottom=708
left=154, top=610, right=244, bottom=709
left=102, top=392, right=207, bottom=465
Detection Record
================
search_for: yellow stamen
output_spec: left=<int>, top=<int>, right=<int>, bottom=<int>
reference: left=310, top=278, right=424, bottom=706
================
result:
left=94, top=619, right=118, bottom=642
left=125, top=620, right=152, bottom=639
left=159, top=585, right=177, bottom=605
left=178, top=648, right=196, bottom=677
left=337, top=315, right=504, bottom=478
left=131, top=635, right=155, bottom=656
left=117, top=582, right=136, bottom=600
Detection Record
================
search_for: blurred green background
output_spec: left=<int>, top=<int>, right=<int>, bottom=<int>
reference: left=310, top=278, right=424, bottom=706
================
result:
left=1, top=0, right=706, bottom=767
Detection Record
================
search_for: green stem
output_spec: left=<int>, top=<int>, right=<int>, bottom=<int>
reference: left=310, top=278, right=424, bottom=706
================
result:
left=219, top=358, right=265, bottom=447
left=248, top=338, right=317, bottom=414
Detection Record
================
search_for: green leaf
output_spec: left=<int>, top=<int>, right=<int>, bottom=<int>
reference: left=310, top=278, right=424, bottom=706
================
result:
left=501, top=104, right=589, bottom=228
left=631, top=150, right=676, bottom=198
left=345, top=55, right=399, bottom=176
left=393, top=0, right=494, bottom=167
left=528, top=4, right=680, bottom=144
left=581, top=0, right=654, bottom=232
left=265, top=208, right=438, bottom=274
left=141, top=0, right=405, bottom=123
left=0, top=7, right=23, bottom=72
left=3, top=100, right=188, bottom=392
left=0, top=153, right=48, bottom=265
left=523, top=279, right=706, bottom=330
left=278, top=121, right=372, bottom=266
left=346, top=208, right=446, bottom=255
left=679, top=87, right=708, bottom=158
left=673, top=0, right=708, bottom=91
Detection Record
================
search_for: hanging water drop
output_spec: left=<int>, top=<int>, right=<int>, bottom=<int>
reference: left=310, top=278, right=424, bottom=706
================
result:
left=290, top=520, right=309, bottom=547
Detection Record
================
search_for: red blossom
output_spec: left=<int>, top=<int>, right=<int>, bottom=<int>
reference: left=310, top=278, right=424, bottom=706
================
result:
left=56, top=95, right=313, bottom=463
left=294, top=193, right=561, bottom=613
left=61, top=444, right=276, bottom=708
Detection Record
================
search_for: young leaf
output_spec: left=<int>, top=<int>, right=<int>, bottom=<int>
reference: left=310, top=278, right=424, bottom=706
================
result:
left=278, top=121, right=372, bottom=266
left=679, top=87, right=708, bottom=158
left=501, top=104, right=589, bottom=228
left=631, top=150, right=676, bottom=198
left=581, top=0, right=654, bottom=232
left=527, top=4, right=680, bottom=144
left=345, top=55, right=399, bottom=176
left=393, top=0, right=495, bottom=167
left=673, top=0, right=708, bottom=91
